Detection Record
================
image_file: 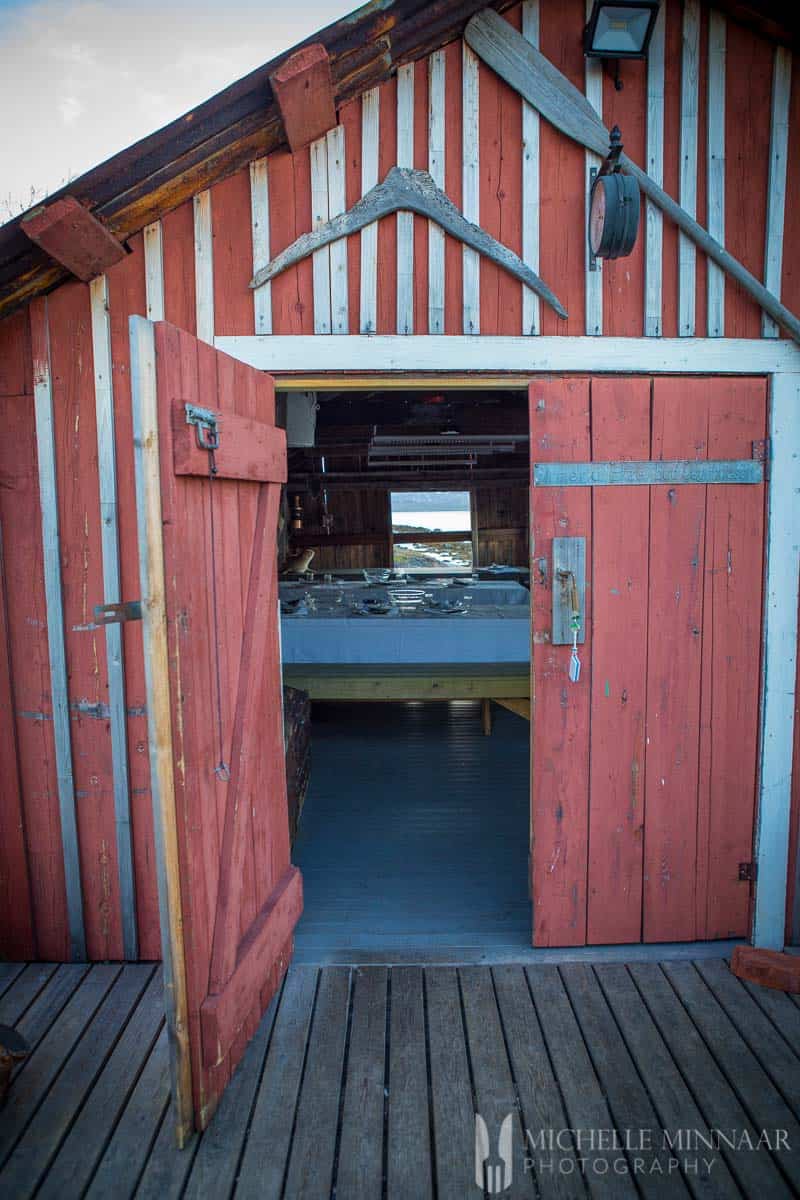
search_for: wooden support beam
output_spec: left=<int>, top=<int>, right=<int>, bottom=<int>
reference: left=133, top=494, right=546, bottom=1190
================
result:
left=269, top=44, right=337, bottom=154
left=21, top=196, right=126, bottom=282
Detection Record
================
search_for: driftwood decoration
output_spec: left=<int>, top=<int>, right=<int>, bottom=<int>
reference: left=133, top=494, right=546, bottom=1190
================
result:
left=249, top=166, right=568, bottom=321
left=465, top=8, right=800, bottom=347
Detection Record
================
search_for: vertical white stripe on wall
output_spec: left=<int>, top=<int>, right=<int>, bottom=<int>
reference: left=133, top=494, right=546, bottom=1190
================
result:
left=763, top=47, right=792, bottom=339
left=396, top=64, right=415, bottom=335
left=193, top=190, right=214, bottom=343
left=428, top=50, right=446, bottom=334
left=521, top=0, right=541, bottom=336
left=584, top=0, right=603, bottom=337
left=89, top=274, right=137, bottom=961
left=678, top=0, right=700, bottom=337
left=706, top=11, right=726, bottom=337
left=249, top=158, right=272, bottom=335
left=327, top=125, right=349, bottom=335
left=462, top=43, right=480, bottom=335
left=143, top=221, right=165, bottom=323
left=644, top=1, right=665, bottom=336
left=310, top=135, right=332, bottom=335
left=360, top=89, right=380, bottom=333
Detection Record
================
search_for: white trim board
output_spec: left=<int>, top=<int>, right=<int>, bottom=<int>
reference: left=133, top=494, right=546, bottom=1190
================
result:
left=215, top=335, right=800, bottom=376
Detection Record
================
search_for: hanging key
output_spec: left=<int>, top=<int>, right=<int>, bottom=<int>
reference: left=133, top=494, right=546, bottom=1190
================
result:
left=557, top=568, right=582, bottom=684
left=569, top=618, right=581, bottom=683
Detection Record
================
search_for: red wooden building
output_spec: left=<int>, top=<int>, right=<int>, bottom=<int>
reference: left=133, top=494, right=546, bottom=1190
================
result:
left=0, top=0, right=799, bottom=1136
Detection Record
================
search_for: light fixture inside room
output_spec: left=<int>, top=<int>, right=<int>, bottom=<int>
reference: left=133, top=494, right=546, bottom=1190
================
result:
left=584, top=1, right=660, bottom=60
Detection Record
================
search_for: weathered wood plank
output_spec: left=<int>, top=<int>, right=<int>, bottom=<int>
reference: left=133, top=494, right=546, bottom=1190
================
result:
left=283, top=967, right=350, bottom=1200
left=428, top=51, right=446, bottom=335
left=335, top=967, right=387, bottom=1198
left=0, top=963, right=26, bottom=1002
left=525, top=966, right=636, bottom=1196
left=662, top=961, right=800, bottom=1188
left=521, top=0, right=540, bottom=336
left=143, top=221, right=165, bottom=322
left=249, top=159, right=272, bottom=335
left=425, top=967, right=477, bottom=1200
left=678, top=0, right=699, bottom=336
left=706, top=11, right=726, bottom=336
left=387, top=966, right=433, bottom=1198
left=4, top=964, right=89, bottom=1056
left=696, top=959, right=800, bottom=1115
left=742, top=978, right=800, bottom=1051
left=235, top=967, right=317, bottom=1200
left=584, top=0, right=603, bottom=338
left=628, top=963, right=793, bottom=1197
left=0, top=963, right=58, bottom=1026
left=133, top=1103, right=199, bottom=1200
left=30, top=298, right=85, bottom=963
left=269, top=43, right=336, bottom=154
left=86, top=1025, right=171, bottom=1200
left=327, top=125, right=349, bottom=335
left=534, top=459, right=762, bottom=487
left=36, top=969, right=163, bottom=1200
left=559, top=964, right=688, bottom=1195
left=762, top=47, right=792, bottom=338
left=462, top=42, right=480, bottom=335
left=595, top=963, right=740, bottom=1200
left=193, top=191, right=214, bottom=343
left=21, top=197, right=125, bottom=281
left=310, top=136, right=332, bottom=335
left=360, top=90, right=380, bottom=334
left=171, top=405, right=286, bottom=483
left=1, top=965, right=152, bottom=1197
left=250, top=167, right=568, bottom=319
left=644, top=0, right=665, bottom=336
left=396, top=64, right=415, bottom=335
left=491, top=965, right=584, bottom=1198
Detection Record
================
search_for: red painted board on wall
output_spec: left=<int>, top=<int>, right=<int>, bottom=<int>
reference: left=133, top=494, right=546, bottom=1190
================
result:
left=530, top=376, right=591, bottom=946
left=587, top=377, right=650, bottom=944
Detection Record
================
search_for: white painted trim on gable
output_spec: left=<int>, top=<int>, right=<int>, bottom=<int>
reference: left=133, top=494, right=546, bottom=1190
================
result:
left=706, top=11, right=726, bottom=337
left=327, top=125, right=349, bottom=335
left=310, top=135, right=332, bottom=335
left=193, top=190, right=214, bottom=343
left=143, top=221, right=165, bottom=323
left=645, top=1, right=665, bottom=337
left=428, top=50, right=446, bottom=334
left=678, top=0, right=700, bottom=337
left=521, top=0, right=541, bottom=337
left=763, top=47, right=792, bottom=340
left=584, top=0, right=603, bottom=337
left=250, top=158, right=272, bottom=335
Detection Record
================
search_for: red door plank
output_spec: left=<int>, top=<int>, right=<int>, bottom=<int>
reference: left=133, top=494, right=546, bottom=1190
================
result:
left=530, top=377, right=591, bottom=945
left=643, top=379, right=708, bottom=942
left=172, top=407, right=286, bottom=482
left=587, top=378, right=650, bottom=944
left=699, top=378, right=766, bottom=937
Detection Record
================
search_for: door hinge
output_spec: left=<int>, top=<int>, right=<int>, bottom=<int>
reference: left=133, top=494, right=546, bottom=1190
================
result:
left=738, top=861, right=756, bottom=883
left=185, top=402, right=220, bottom=451
left=93, top=600, right=142, bottom=625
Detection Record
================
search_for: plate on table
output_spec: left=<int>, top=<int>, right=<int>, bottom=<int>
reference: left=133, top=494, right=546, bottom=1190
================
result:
left=422, top=598, right=467, bottom=616
left=352, top=602, right=393, bottom=616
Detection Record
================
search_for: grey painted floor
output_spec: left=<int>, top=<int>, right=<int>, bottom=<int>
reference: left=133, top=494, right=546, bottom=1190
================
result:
left=292, top=700, right=532, bottom=961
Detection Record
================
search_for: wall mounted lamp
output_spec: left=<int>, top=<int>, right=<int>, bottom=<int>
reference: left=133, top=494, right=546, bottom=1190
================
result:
left=584, top=1, right=660, bottom=88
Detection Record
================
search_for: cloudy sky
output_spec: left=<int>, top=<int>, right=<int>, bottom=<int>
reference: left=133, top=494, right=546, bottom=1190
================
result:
left=0, top=0, right=357, bottom=220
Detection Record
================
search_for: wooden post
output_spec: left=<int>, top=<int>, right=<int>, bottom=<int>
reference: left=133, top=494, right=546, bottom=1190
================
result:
left=21, top=196, right=126, bottom=280
left=269, top=44, right=337, bottom=154
left=130, top=316, right=193, bottom=1144
left=753, top=373, right=800, bottom=949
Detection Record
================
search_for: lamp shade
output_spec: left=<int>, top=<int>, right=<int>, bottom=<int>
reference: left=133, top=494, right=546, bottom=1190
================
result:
left=584, top=1, right=659, bottom=59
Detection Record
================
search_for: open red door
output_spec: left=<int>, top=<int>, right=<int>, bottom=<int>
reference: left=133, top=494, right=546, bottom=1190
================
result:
left=130, top=317, right=302, bottom=1141
left=530, top=375, right=766, bottom=950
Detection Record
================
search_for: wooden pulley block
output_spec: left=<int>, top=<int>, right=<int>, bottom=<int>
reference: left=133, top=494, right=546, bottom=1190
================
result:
left=589, top=171, right=640, bottom=260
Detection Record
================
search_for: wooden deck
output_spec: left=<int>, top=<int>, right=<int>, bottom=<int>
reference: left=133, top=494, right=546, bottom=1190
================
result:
left=2, top=958, right=800, bottom=1198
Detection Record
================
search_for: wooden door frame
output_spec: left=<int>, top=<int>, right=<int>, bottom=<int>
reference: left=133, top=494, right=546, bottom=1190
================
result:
left=218, top=334, right=800, bottom=950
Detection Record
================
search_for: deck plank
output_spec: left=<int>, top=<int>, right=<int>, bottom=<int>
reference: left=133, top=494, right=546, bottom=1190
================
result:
left=37, top=968, right=164, bottom=1200
left=425, top=967, right=478, bottom=1200
left=492, top=965, right=585, bottom=1199
left=282, top=967, right=351, bottom=1200
left=1, top=964, right=154, bottom=1199
left=9, top=964, right=90, bottom=1056
left=662, top=961, right=800, bottom=1191
left=0, top=962, right=26, bottom=998
left=460, top=965, right=534, bottom=1198
left=594, top=964, right=739, bottom=1200
left=629, top=963, right=793, bottom=1198
left=335, top=967, right=387, bottom=1199
left=696, top=959, right=800, bottom=1115
left=387, top=966, right=433, bottom=1199
left=134, top=1103, right=199, bottom=1200
left=559, top=964, right=688, bottom=1196
left=525, top=966, right=637, bottom=1198
left=235, top=966, right=318, bottom=1200
left=742, top=978, right=800, bottom=1051
left=183, top=988, right=279, bottom=1200
left=0, top=963, right=58, bottom=1025
left=0, top=964, right=122, bottom=1168
left=86, top=1025, right=171, bottom=1200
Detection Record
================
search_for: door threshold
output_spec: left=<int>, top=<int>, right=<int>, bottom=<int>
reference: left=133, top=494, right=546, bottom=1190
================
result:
left=291, top=938, right=745, bottom=966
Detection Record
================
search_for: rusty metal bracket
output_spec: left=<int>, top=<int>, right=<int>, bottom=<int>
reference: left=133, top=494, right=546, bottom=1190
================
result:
left=185, top=403, right=220, bottom=452
left=93, top=601, right=142, bottom=625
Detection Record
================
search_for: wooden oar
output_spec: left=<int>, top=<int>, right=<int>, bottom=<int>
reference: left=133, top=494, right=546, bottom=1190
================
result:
left=465, top=8, right=800, bottom=347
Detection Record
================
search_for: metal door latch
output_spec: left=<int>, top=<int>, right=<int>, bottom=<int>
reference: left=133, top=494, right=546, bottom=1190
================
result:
left=185, top=403, right=220, bottom=451
left=93, top=601, right=142, bottom=625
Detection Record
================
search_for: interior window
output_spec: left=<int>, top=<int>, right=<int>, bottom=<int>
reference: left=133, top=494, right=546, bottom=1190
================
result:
left=390, top=490, right=473, bottom=569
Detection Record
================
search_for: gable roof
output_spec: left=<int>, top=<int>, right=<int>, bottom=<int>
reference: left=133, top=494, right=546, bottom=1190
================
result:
left=0, top=0, right=796, bottom=322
